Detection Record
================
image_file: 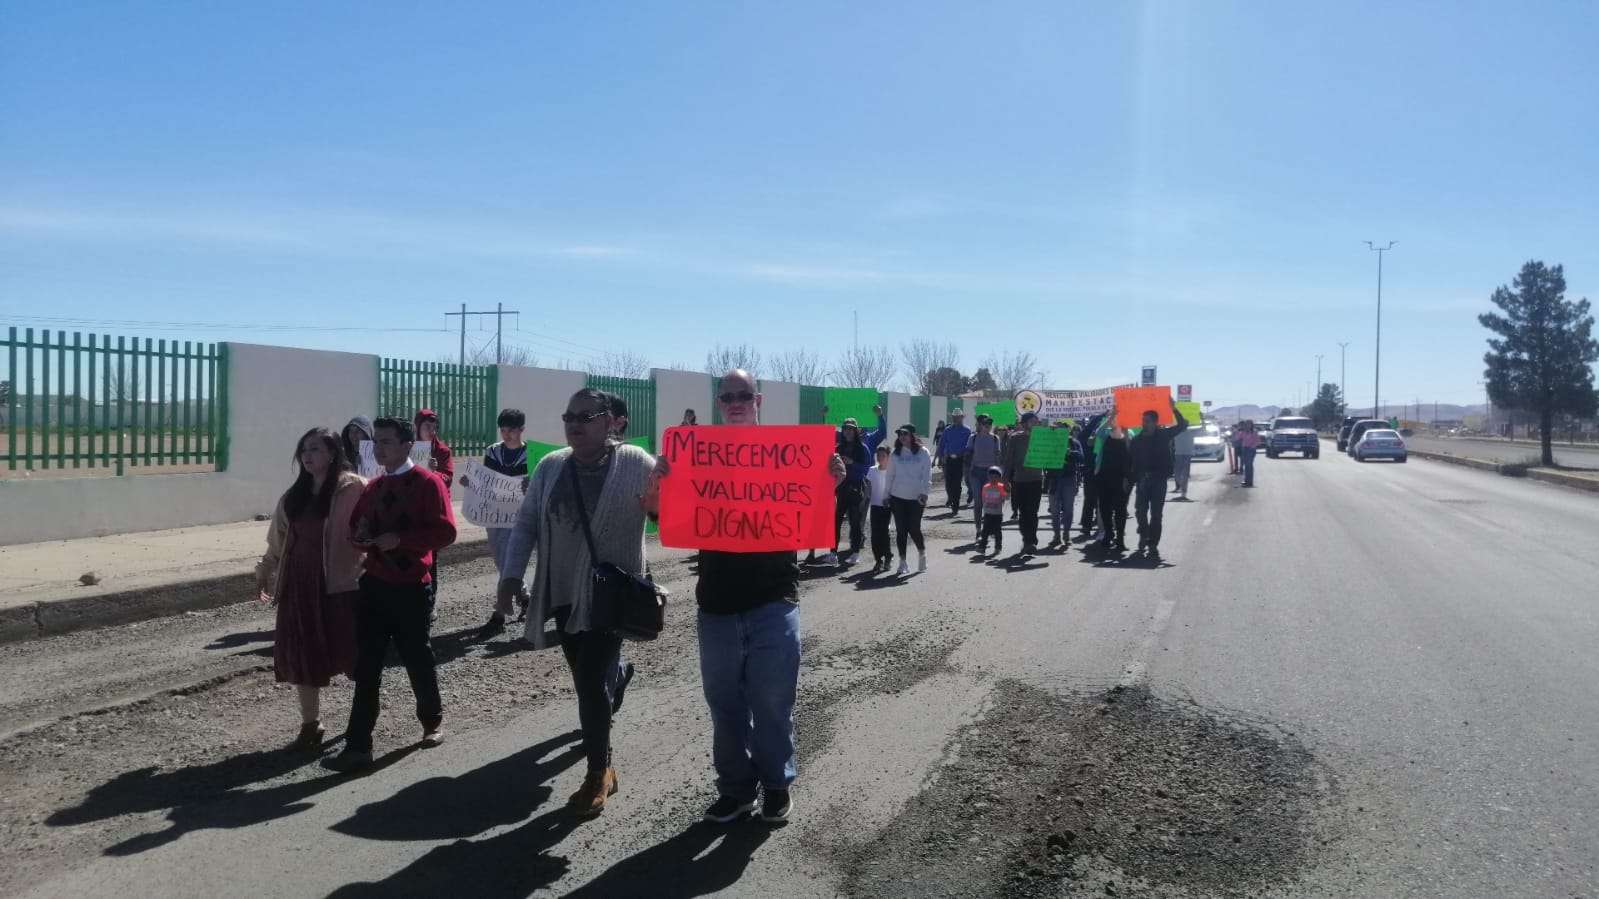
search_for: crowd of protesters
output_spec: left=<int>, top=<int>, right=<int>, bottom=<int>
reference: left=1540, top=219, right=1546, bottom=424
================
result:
left=255, top=381, right=1206, bottom=830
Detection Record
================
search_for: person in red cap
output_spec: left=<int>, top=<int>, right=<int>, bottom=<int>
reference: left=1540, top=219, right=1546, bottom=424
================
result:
left=414, top=409, right=454, bottom=606
left=413, top=409, right=455, bottom=489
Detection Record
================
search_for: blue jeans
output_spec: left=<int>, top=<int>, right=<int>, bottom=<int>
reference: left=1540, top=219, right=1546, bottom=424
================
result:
left=1242, top=447, right=1257, bottom=485
left=697, top=601, right=801, bottom=800
left=1049, top=472, right=1078, bottom=539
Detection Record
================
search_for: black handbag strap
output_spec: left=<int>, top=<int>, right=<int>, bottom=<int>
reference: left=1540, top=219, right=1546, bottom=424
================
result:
left=566, top=456, right=604, bottom=568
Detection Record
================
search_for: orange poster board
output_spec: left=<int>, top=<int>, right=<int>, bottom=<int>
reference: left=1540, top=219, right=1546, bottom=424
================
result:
left=1113, top=386, right=1175, bottom=429
left=657, top=425, right=837, bottom=552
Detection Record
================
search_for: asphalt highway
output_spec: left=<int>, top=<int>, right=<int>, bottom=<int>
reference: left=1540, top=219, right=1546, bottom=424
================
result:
left=3, top=449, right=1596, bottom=898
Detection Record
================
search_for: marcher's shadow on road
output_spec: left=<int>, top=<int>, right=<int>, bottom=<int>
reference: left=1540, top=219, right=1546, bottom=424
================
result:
left=562, top=822, right=773, bottom=898
left=48, top=745, right=417, bottom=857
left=842, top=570, right=904, bottom=591
left=331, top=730, right=583, bottom=842
left=990, top=554, right=1050, bottom=573
left=326, top=806, right=582, bottom=899
left=205, top=629, right=274, bottom=650
left=1078, top=550, right=1175, bottom=571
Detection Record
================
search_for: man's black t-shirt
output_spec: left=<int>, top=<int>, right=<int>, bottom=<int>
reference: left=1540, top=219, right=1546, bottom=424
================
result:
left=696, top=550, right=800, bottom=615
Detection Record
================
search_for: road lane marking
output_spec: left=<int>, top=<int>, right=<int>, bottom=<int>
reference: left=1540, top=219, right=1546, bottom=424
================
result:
left=1121, top=596, right=1178, bottom=686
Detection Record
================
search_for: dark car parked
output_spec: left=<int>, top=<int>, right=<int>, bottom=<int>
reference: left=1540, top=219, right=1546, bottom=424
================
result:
left=1336, top=416, right=1359, bottom=452
left=1345, top=419, right=1393, bottom=456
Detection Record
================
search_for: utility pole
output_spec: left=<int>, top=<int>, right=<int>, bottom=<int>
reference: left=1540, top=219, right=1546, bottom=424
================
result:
left=1314, top=354, right=1324, bottom=419
left=443, top=305, right=521, bottom=365
left=1337, top=341, right=1349, bottom=416
left=1365, top=241, right=1396, bottom=419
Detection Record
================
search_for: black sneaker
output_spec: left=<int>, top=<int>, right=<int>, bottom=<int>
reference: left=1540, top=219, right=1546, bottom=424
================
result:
left=322, top=748, right=373, bottom=773
left=611, top=663, right=636, bottom=715
left=703, top=795, right=758, bottom=823
left=760, top=789, right=792, bottom=823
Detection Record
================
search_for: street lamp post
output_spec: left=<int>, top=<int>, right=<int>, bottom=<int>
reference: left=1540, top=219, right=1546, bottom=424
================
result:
left=1337, top=341, right=1349, bottom=416
left=1365, top=241, right=1396, bottom=418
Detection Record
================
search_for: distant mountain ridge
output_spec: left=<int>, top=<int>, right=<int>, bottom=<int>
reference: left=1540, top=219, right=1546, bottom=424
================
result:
left=1209, top=403, right=1487, bottom=423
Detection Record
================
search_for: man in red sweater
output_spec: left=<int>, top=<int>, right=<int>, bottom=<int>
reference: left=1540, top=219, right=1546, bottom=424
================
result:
left=325, top=416, right=457, bottom=772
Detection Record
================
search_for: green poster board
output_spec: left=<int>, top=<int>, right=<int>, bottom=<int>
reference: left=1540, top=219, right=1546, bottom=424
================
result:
left=1176, top=401, right=1203, bottom=425
left=1023, top=426, right=1073, bottom=469
left=526, top=440, right=564, bottom=472
left=824, top=387, right=879, bottom=426
left=975, top=401, right=1017, bottom=428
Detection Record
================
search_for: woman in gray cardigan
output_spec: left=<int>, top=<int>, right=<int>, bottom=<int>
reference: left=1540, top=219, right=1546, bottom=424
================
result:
left=498, top=388, right=656, bottom=818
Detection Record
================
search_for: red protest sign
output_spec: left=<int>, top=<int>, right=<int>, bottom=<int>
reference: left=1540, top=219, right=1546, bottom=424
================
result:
left=657, top=425, right=837, bottom=552
left=1113, top=386, right=1174, bottom=429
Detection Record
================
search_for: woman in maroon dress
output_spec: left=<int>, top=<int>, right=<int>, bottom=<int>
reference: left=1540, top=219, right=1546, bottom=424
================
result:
left=255, top=427, right=368, bottom=751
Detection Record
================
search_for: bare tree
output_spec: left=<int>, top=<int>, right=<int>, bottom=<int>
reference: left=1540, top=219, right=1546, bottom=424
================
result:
left=899, top=339, right=961, bottom=395
left=705, top=343, right=762, bottom=378
left=767, top=348, right=828, bottom=385
left=439, top=342, right=539, bottom=367
left=980, top=351, right=1047, bottom=394
left=833, top=344, right=896, bottom=390
left=591, top=350, right=651, bottom=380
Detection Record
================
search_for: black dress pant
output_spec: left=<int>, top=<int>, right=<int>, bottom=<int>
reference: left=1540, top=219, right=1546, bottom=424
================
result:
left=943, top=457, right=966, bottom=509
left=890, top=497, right=926, bottom=556
left=1012, top=480, right=1043, bottom=547
left=1134, top=473, right=1168, bottom=548
left=555, top=606, right=624, bottom=773
left=870, top=504, right=893, bottom=562
left=1080, top=477, right=1099, bottom=531
left=347, top=576, right=442, bottom=753
left=1095, top=477, right=1130, bottom=542
left=833, top=480, right=865, bottom=554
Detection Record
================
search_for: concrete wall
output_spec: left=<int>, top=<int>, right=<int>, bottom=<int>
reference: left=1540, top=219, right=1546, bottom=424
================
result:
left=3, top=348, right=851, bottom=546
left=498, top=365, right=587, bottom=447
left=886, top=391, right=912, bottom=435
left=759, top=380, right=800, bottom=427
left=651, top=368, right=711, bottom=452
left=0, top=342, right=379, bottom=546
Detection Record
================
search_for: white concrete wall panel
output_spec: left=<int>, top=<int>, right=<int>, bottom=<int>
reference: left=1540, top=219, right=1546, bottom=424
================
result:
left=652, top=369, right=712, bottom=450
left=498, top=366, right=587, bottom=447
left=759, top=380, right=800, bottom=426
left=887, top=392, right=912, bottom=434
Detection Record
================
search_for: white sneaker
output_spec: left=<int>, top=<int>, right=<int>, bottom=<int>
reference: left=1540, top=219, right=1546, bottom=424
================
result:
left=916, top=553, right=927, bottom=573
left=819, top=552, right=839, bottom=565
left=895, top=560, right=909, bottom=576
left=840, top=552, right=859, bottom=567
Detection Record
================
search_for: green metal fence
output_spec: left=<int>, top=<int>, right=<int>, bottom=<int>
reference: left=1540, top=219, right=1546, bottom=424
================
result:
left=378, top=359, right=498, bottom=459
left=2, top=326, right=227, bottom=475
left=586, top=373, right=656, bottom=451
left=910, top=395, right=931, bottom=437
left=799, top=385, right=826, bottom=424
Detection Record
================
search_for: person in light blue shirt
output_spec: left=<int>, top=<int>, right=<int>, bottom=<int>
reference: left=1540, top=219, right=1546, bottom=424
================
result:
left=935, top=409, right=973, bottom=512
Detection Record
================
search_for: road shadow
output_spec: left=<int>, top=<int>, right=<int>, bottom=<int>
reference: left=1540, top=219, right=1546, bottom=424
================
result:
left=331, top=730, right=583, bottom=842
left=326, top=806, right=582, bottom=899
left=562, top=821, right=774, bottom=898
left=1078, top=549, right=1176, bottom=571
left=205, top=629, right=274, bottom=650
left=842, top=569, right=907, bottom=591
left=48, top=744, right=417, bottom=857
left=990, top=554, right=1050, bottom=573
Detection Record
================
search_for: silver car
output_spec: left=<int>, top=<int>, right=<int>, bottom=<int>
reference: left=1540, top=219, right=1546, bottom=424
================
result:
left=1191, top=423, right=1226, bottom=462
left=1353, top=428, right=1407, bottom=463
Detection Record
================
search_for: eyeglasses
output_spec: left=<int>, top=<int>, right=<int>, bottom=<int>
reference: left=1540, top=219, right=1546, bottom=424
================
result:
left=718, top=391, right=756, bottom=404
left=561, top=410, right=611, bottom=424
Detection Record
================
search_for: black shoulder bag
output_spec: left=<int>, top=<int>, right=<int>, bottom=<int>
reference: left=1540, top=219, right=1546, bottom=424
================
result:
left=568, top=459, right=667, bottom=641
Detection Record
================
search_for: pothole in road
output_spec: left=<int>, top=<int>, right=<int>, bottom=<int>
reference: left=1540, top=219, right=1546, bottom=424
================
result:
left=844, top=680, right=1342, bottom=898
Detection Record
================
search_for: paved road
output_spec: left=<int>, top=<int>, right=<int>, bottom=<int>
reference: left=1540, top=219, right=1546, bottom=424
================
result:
left=1402, top=434, right=1599, bottom=469
left=2, top=452, right=1596, bottom=897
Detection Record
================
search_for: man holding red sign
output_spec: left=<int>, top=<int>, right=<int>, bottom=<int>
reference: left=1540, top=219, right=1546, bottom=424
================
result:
left=650, top=369, right=845, bottom=826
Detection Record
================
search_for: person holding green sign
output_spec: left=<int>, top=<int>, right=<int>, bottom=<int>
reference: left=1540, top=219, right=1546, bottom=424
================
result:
left=1045, top=425, right=1086, bottom=548
left=1002, top=412, right=1046, bottom=554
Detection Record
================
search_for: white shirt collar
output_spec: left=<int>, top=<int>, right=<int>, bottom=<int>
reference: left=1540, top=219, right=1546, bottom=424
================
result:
left=384, top=458, right=416, bottom=477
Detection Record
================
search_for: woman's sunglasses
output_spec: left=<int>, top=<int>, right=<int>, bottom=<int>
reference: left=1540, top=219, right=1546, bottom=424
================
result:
left=561, top=410, right=611, bottom=424
left=718, top=391, right=756, bottom=404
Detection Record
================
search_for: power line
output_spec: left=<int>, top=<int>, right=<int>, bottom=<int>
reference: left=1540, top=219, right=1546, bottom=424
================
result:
left=0, top=313, right=448, bottom=334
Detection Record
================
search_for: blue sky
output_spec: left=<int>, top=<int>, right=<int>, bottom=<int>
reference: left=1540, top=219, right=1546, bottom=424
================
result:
left=3, top=1, right=1595, bottom=410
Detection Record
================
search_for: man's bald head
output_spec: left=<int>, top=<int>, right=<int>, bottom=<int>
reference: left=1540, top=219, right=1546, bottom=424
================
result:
left=717, top=369, right=761, bottom=424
